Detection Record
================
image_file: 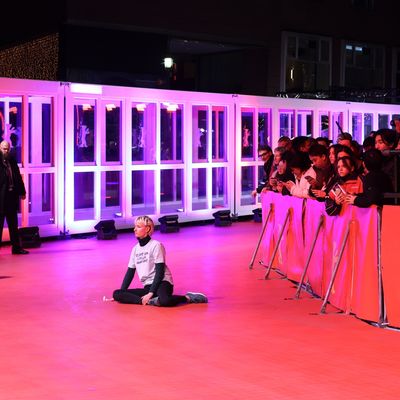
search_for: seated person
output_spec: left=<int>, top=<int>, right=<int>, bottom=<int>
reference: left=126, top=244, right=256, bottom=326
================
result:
left=107, top=216, right=208, bottom=307
left=345, top=149, right=393, bottom=207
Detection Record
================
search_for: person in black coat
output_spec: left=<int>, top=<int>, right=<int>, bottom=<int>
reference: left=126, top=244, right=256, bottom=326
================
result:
left=0, top=140, right=29, bottom=254
left=345, top=148, right=393, bottom=208
left=251, top=145, right=273, bottom=197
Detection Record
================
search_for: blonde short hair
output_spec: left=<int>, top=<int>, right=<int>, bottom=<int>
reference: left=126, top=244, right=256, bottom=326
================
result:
left=135, top=215, right=154, bottom=236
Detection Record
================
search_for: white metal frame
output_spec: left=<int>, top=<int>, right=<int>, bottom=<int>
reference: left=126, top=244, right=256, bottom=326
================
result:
left=1, top=77, right=400, bottom=238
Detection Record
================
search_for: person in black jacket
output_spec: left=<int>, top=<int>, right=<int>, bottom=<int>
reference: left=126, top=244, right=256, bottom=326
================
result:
left=251, top=145, right=273, bottom=197
left=345, top=149, right=393, bottom=208
left=0, top=140, right=29, bottom=254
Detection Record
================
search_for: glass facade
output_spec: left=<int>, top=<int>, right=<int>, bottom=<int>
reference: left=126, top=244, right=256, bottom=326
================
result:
left=1, top=77, right=399, bottom=238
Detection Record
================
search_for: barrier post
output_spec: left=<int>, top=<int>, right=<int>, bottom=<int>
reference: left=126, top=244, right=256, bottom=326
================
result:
left=320, top=220, right=352, bottom=314
left=249, top=203, right=274, bottom=269
left=294, top=214, right=325, bottom=299
left=264, top=207, right=291, bottom=280
left=377, top=208, right=387, bottom=327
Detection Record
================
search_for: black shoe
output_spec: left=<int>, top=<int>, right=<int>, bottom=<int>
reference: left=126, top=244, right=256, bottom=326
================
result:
left=12, top=248, right=29, bottom=255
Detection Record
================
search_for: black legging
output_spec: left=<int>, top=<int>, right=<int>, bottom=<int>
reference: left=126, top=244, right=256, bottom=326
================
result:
left=113, top=281, right=188, bottom=307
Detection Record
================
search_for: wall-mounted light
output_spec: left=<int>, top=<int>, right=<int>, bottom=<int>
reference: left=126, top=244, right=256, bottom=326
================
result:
left=82, top=104, right=92, bottom=111
left=136, top=103, right=147, bottom=112
left=167, top=104, right=178, bottom=112
left=106, top=104, right=116, bottom=112
left=163, top=57, right=174, bottom=69
left=162, top=102, right=179, bottom=112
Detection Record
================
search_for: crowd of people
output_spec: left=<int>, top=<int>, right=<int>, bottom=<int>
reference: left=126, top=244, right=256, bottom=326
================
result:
left=252, top=127, right=400, bottom=216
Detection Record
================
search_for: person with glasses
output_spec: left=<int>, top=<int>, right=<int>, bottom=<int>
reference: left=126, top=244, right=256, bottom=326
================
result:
left=251, top=145, right=273, bottom=197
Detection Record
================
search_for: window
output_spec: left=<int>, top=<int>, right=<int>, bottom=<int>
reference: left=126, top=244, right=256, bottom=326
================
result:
left=74, top=102, right=95, bottom=164
left=282, top=32, right=331, bottom=92
left=160, top=103, right=183, bottom=163
left=343, top=43, right=384, bottom=89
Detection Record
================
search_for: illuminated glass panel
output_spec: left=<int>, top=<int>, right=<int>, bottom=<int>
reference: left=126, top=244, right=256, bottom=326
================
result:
left=132, top=103, right=156, bottom=164
left=160, top=104, right=183, bottom=163
left=241, top=109, right=254, bottom=159
left=192, top=168, right=207, bottom=210
left=74, top=103, right=95, bottom=164
left=298, top=110, right=313, bottom=136
left=132, top=170, right=156, bottom=216
left=280, top=111, right=295, bottom=138
left=319, top=112, right=328, bottom=138
left=352, top=113, right=362, bottom=143
left=192, top=106, right=208, bottom=163
left=241, top=166, right=255, bottom=206
left=9, top=100, right=22, bottom=164
left=258, top=110, right=271, bottom=147
left=364, top=114, right=373, bottom=137
left=101, top=171, right=122, bottom=219
left=212, top=107, right=227, bottom=161
left=74, top=172, right=94, bottom=221
left=160, top=169, right=183, bottom=213
left=378, top=114, right=389, bottom=129
left=28, top=173, right=55, bottom=225
left=0, top=101, right=4, bottom=141
left=28, top=97, right=52, bottom=165
left=332, top=112, right=344, bottom=143
left=105, top=103, right=120, bottom=162
left=212, top=167, right=227, bottom=208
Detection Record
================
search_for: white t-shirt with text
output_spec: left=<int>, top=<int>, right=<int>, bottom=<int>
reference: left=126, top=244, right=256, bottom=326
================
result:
left=128, top=239, right=173, bottom=286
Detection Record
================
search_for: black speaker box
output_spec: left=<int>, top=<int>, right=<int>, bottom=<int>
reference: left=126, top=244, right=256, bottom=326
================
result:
left=18, top=226, right=41, bottom=248
left=212, top=210, right=232, bottom=227
left=94, top=220, right=117, bottom=240
left=158, top=215, right=180, bottom=233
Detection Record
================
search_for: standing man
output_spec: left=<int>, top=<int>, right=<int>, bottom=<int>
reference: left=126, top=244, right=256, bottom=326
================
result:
left=0, top=140, right=29, bottom=254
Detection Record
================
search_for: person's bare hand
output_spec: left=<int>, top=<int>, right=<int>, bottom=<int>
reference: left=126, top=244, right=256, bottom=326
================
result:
left=285, top=181, right=294, bottom=190
left=335, top=192, right=346, bottom=204
left=141, top=292, right=153, bottom=305
left=311, top=189, right=325, bottom=198
left=345, top=194, right=356, bottom=204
